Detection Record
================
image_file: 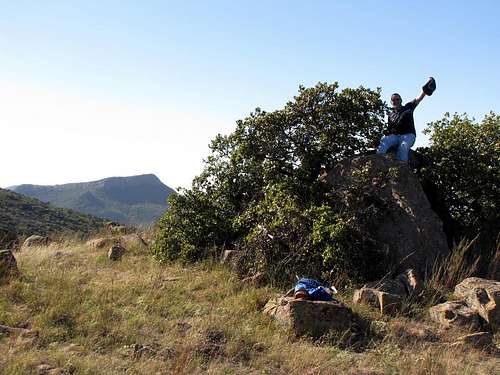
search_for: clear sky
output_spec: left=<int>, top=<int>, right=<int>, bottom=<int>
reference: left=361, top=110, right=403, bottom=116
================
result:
left=1, top=1, right=499, bottom=190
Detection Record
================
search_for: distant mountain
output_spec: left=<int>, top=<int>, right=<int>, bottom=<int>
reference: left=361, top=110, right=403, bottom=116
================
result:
left=0, top=188, right=105, bottom=239
left=9, top=174, right=174, bottom=227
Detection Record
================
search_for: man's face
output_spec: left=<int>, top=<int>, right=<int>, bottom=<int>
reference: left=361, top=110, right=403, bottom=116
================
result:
left=391, top=95, right=402, bottom=108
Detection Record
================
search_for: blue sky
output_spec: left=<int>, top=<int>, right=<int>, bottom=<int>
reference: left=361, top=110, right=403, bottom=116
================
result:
left=1, top=1, right=499, bottom=189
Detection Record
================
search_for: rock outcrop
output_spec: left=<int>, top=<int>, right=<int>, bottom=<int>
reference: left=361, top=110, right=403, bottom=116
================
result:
left=454, top=277, right=500, bottom=331
left=264, top=296, right=355, bottom=337
left=325, top=155, right=449, bottom=274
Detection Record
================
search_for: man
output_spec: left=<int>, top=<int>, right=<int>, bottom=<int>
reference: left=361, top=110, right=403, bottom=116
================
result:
left=377, top=78, right=435, bottom=162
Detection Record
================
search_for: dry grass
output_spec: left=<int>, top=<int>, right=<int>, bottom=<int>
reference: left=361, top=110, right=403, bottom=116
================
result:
left=0, top=237, right=498, bottom=374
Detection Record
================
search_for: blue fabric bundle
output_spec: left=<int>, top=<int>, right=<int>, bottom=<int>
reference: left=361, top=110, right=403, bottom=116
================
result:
left=294, top=278, right=333, bottom=301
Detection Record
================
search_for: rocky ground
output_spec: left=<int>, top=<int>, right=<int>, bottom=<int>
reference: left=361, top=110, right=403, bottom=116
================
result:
left=0, top=236, right=499, bottom=374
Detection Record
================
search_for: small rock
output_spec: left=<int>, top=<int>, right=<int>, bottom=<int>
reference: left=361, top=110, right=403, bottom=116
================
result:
left=108, top=245, right=125, bottom=260
left=0, top=250, right=18, bottom=279
left=353, top=288, right=402, bottom=315
left=454, top=277, right=500, bottom=332
left=23, top=235, right=51, bottom=248
left=264, top=296, right=355, bottom=337
left=428, top=300, right=481, bottom=330
left=452, top=331, right=495, bottom=350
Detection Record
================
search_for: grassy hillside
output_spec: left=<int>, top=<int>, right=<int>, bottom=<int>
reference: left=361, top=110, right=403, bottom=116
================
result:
left=0, top=188, right=105, bottom=238
left=10, top=174, right=174, bottom=227
left=0, top=238, right=498, bottom=374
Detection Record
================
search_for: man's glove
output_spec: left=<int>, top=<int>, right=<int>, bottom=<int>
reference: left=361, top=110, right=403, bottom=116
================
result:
left=422, top=77, right=436, bottom=96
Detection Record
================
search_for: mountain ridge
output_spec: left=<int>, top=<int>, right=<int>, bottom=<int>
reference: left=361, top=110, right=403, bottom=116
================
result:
left=10, top=174, right=175, bottom=227
left=0, top=188, right=105, bottom=239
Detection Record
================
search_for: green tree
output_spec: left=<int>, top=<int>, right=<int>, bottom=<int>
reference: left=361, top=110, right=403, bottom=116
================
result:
left=417, top=112, right=500, bottom=266
left=153, top=82, right=386, bottom=283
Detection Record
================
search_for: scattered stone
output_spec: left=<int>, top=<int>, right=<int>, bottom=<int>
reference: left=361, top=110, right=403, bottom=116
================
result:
left=451, top=332, right=495, bottom=350
left=353, top=287, right=402, bottom=315
left=108, top=245, right=125, bottom=260
left=0, top=249, right=18, bottom=279
left=428, top=301, right=481, bottom=330
left=454, top=277, right=500, bottom=331
left=23, top=235, right=51, bottom=248
left=264, top=297, right=355, bottom=337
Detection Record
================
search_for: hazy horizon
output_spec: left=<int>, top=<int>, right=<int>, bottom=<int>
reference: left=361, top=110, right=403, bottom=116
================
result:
left=2, top=1, right=499, bottom=189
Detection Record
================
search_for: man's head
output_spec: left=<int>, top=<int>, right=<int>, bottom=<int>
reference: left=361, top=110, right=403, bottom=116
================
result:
left=391, top=93, right=402, bottom=108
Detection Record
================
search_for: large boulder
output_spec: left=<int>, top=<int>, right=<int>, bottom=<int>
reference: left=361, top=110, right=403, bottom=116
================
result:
left=264, top=296, right=355, bottom=337
left=0, top=250, right=18, bottom=279
left=325, top=155, right=449, bottom=274
left=428, top=301, right=481, bottom=330
left=455, top=277, right=500, bottom=331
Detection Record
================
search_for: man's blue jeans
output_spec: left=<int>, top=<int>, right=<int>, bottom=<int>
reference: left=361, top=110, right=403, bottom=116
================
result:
left=376, top=133, right=416, bottom=161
